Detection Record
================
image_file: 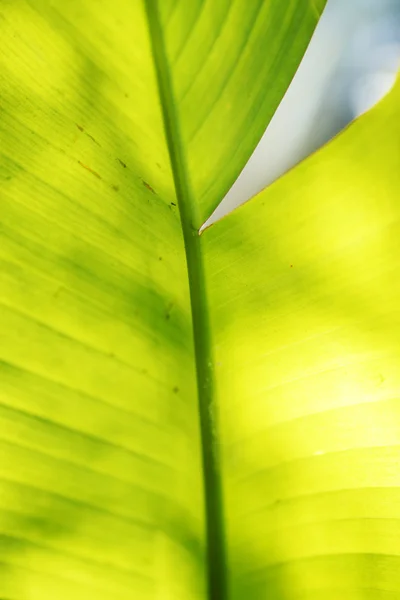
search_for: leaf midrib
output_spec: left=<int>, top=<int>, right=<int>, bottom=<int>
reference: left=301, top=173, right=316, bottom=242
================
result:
left=144, top=2, right=228, bottom=600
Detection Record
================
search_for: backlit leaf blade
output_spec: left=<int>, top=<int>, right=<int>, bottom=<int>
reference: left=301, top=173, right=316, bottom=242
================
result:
left=0, top=0, right=328, bottom=598
left=203, top=79, right=400, bottom=598
left=158, top=0, right=327, bottom=225
left=0, top=2, right=204, bottom=598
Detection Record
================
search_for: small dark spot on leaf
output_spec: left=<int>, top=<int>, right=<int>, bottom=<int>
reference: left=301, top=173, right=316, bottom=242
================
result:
left=86, top=132, right=101, bottom=146
left=117, top=158, right=127, bottom=169
left=76, top=124, right=84, bottom=132
left=53, top=286, right=64, bottom=299
left=159, top=257, right=162, bottom=261
left=142, top=180, right=155, bottom=194
left=171, top=202, right=176, bottom=207
left=111, top=184, right=119, bottom=192
left=290, top=265, right=293, bottom=268
left=125, top=93, right=129, bottom=98
left=173, top=386, right=179, bottom=394
left=78, top=161, right=102, bottom=180
left=156, top=162, right=161, bottom=169
left=165, top=301, right=173, bottom=320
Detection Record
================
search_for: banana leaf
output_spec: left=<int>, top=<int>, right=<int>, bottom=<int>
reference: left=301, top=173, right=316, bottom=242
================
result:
left=204, top=77, right=400, bottom=599
left=3, top=2, right=399, bottom=600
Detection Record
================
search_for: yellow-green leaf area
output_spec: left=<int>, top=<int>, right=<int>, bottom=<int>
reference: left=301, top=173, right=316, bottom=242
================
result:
left=158, top=0, right=327, bottom=225
left=0, top=0, right=331, bottom=598
left=0, top=2, right=205, bottom=598
left=203, top=80, right=400, bottom=599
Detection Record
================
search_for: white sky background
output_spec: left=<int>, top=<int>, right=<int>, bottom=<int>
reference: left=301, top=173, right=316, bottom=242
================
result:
left=203, top=0, right=400, bottom=230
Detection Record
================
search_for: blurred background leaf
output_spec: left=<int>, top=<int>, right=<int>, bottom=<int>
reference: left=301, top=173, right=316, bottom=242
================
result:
left=203, top=78, right=400, bottom=599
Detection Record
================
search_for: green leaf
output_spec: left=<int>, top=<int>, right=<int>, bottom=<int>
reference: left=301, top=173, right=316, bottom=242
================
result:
left=203, top=78, right=400, bottom=598
left=0, top=4, right=204, bottom=599
left=154, top=0, right=326, bottom=225
left=0, top=0, right=346, bottom=598
left=0, top=3, right=200, bottom=598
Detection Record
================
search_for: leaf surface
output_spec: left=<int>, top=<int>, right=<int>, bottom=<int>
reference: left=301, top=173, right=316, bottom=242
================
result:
left=0, top=0, right=326, bottom=598
left=0, top=2, right=202, bottom=598
left=155, top=0, right=326, bottom=224
left=203, top=79, right=400, bottom=599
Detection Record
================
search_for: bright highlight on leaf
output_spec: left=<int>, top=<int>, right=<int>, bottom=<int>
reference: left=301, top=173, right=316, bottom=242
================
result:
left=1, top=1, right=399, bottom=600
left=203, top=77, right=400, bottom=598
